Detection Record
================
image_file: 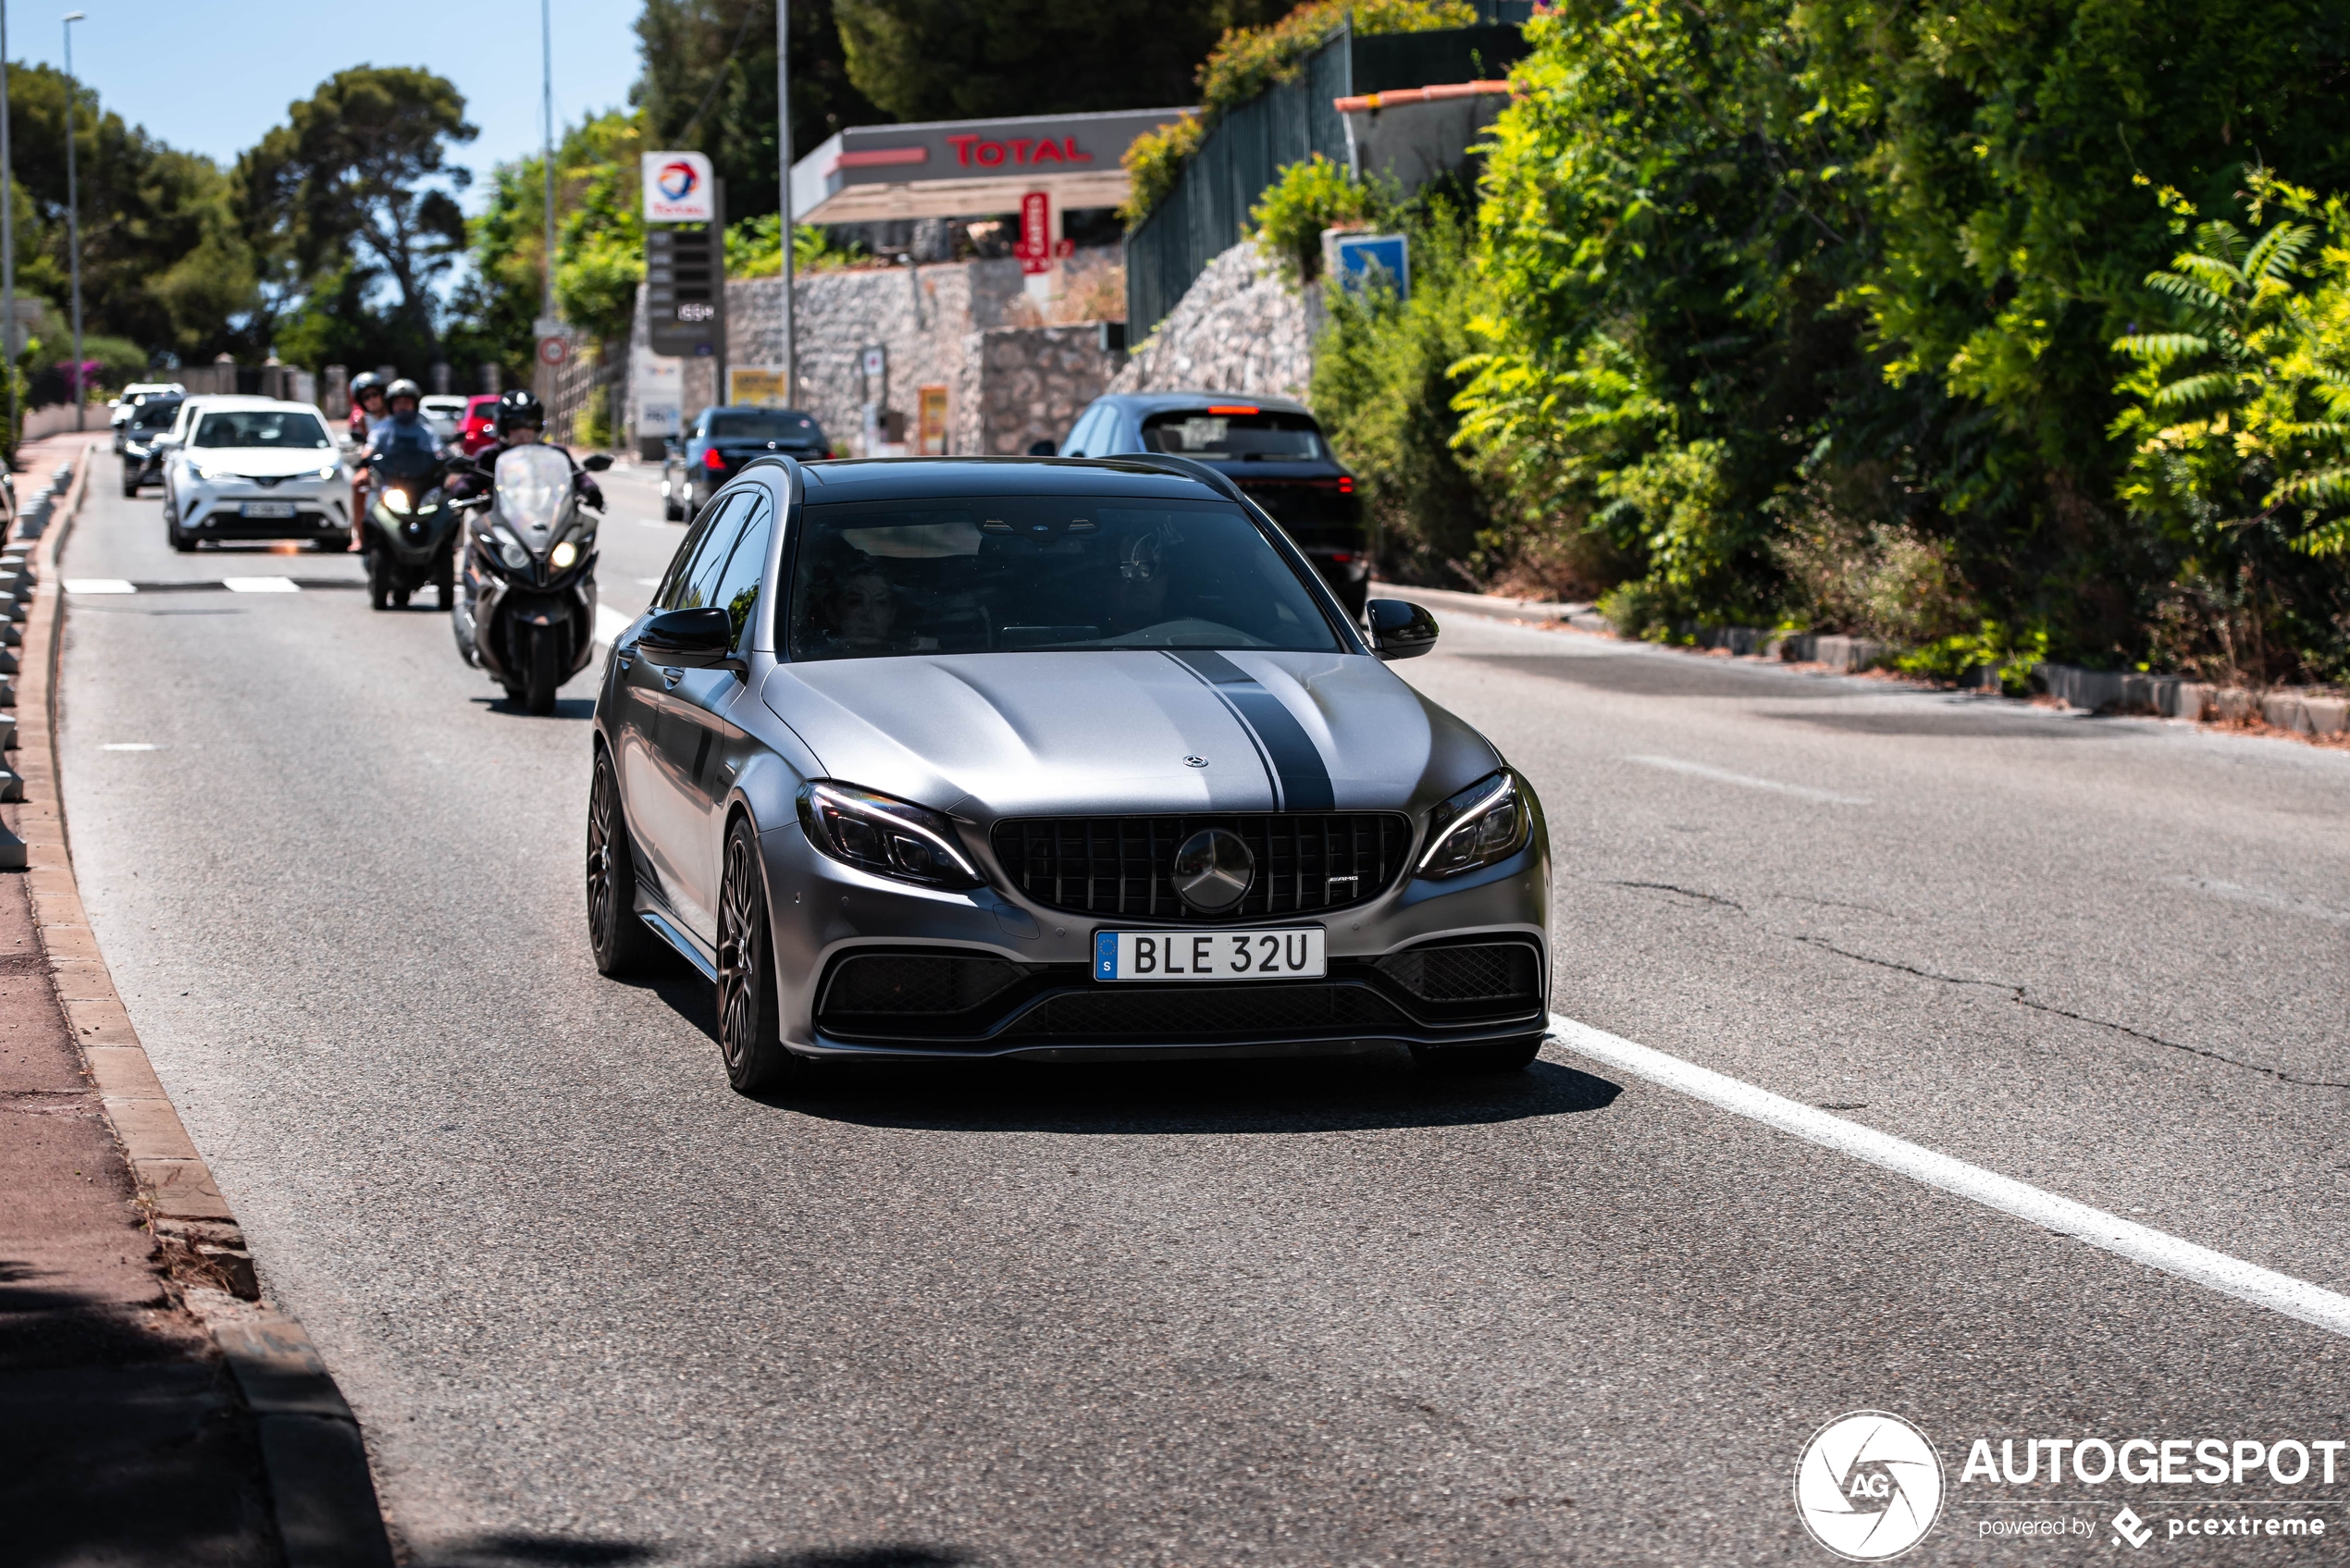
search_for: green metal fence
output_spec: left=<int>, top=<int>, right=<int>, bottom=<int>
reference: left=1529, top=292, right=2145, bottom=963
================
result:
left=1121, top=22, right=1531, bottom=338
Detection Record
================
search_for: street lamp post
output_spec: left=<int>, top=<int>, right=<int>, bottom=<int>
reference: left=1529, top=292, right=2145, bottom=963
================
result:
left=539, top=0, right=556, bottom=325
left=775, top=0, right=795, bottom=407
left=62, top=10, right=81, bottom=432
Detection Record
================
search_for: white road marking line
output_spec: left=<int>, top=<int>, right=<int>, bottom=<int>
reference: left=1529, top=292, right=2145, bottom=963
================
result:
left=1626, top=753, right=1870, bottom=805
left=100, top=743, right=159, bottom=751
left=220, top=576, right=299, bottom=593
left=64, top=578, right=137, bottom=595
left=593, top=604, right=635, bottom=648
left=2172, top=875, right=2350, bottom=928
left=1546, top=1012, right=2350, bottom=1339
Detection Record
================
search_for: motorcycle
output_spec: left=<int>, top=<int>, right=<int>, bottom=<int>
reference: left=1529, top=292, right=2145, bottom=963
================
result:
left=361, top=446, right=462, bottom=611
left=451, top=445, right=612, bottom=715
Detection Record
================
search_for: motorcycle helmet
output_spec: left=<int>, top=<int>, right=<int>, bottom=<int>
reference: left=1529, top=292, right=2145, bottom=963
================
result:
left=386, top=378, right=423, bottom=424
left=495, top=388, right=546, bottom=437
left=349, top=371, right=385, bottom=405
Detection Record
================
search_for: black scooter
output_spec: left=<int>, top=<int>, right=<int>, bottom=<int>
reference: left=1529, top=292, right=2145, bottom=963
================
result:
left=360, top=445, right=462, bottom=611
left=451, top=445, right=612, bottom=714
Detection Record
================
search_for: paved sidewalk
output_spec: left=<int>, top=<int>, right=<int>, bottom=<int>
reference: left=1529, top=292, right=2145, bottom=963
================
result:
left=0, top=430, right=281, bottom=1564
left=0, top=860, right=279, bottom=1563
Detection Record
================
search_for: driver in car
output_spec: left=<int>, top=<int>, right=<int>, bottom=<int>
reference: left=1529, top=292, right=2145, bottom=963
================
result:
left=810, top=558, right=904, bottom=655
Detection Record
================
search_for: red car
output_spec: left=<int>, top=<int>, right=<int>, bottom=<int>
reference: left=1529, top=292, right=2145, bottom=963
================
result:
left=457, top=393, right=502, bottom=454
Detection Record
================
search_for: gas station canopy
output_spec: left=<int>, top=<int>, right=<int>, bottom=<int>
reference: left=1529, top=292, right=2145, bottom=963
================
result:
left=788, top=107, right=1191, bottom=225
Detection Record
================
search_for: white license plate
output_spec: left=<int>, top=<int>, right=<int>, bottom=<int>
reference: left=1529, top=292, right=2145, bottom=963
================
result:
left=241, top=500, right=297, bottom=519
left=1094, top=928, right=1326, bottom=982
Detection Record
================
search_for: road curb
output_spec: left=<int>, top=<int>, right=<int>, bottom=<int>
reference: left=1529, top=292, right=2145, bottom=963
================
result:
left=19, top=438, right=396, bottom=1568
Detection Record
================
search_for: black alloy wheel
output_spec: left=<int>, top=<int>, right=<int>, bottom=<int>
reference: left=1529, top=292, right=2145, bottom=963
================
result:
left=715, top=817, right=801, bottom=1095
left=586, top=747, right=654, bottom=975
left=1410, top=1034, right=1545, bottom=1076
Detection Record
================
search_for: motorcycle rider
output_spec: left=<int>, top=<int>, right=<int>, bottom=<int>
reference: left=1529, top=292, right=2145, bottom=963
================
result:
left=345, top=373, right=390, bottom=547
left=447, top=389, right=605, bottom=512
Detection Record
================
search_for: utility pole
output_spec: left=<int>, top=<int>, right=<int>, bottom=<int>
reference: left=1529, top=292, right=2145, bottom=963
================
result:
left=62, top=10, right=81, bottom=431
left=1, top=1, right=16, bottom=454
left=775, top=0, right=795, bottom=407
left=539, top=0, right=557, bottom=325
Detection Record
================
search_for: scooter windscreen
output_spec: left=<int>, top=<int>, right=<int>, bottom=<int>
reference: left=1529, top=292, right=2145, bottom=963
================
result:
left=495, top=446, right=575, bottom=548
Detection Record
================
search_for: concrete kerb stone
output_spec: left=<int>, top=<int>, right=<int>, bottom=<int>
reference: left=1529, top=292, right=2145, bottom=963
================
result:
left=18, top=436, right=395, bottom=1566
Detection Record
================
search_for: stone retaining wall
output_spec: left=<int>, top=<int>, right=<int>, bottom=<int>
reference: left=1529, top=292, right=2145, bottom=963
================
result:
left=1108, top=241, right=1319, bottom=401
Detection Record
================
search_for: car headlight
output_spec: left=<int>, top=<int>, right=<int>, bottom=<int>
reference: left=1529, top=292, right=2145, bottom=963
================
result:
left=798, top=781, right=984, bottom=890
left=315, top=465, right=338, bottom=480
left=549, top=538, right=578, bottom=570
left=1417, top=770, right=1532, bottom=878
left=195, top=463, right=235, bottom=482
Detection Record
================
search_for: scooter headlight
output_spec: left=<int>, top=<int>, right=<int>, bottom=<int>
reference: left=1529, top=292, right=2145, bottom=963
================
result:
left=381, top=488, right=412, bottom=515
left=549, top=539, right=578, bottom=571
left=497, top=535, right=530, bottom=570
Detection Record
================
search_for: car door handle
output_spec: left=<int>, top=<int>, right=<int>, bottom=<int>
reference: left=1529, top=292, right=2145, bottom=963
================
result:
left=662, top=667, right=684, bottom=691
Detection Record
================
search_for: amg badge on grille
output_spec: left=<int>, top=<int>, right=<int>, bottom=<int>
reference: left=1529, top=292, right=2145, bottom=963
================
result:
left=1171, top=827, right=1255, bottom=913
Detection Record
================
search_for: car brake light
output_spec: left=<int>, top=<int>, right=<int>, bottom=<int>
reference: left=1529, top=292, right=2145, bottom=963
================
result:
left=1206, top=404, right=1258, bottom=415
left=1339, top=475, right=1354, bottom=493
left=1330, top=552, right=1353, bottom=564
left=703, top=448, right=727, bottom=470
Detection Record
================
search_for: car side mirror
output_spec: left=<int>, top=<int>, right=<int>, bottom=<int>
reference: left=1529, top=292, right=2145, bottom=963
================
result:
left=636, top=606, right=736, bottom=668
left=581, top=453, right=612, bottom=472
left=1367, top=599, right=1439, bottom=661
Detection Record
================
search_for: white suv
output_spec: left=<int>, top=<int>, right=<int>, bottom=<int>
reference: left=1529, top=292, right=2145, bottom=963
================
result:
left=160, top=397, right=351, bottom=552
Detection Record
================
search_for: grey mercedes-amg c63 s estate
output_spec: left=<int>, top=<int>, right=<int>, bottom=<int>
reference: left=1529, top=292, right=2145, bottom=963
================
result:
left=588, top=453, right=1552, bottom=1094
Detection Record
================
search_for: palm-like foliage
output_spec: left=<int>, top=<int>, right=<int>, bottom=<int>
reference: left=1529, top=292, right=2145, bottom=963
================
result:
left=2112, top=173, right=2350, bottom=556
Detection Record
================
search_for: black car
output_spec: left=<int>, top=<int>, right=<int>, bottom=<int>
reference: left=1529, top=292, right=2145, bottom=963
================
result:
left=1059, top=391, right=1369, bottom=616
left=662, top=405, right=831, bottom=522
left=119, top=395, right=185, bottom=496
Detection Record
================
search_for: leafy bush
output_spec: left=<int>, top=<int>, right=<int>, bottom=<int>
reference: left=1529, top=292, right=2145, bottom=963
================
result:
left=2107, top=170, right=2350, bottom=684
left=1247, top=155, right=1385, bottom=282
left=1120, top=0, right=1474, bottom=228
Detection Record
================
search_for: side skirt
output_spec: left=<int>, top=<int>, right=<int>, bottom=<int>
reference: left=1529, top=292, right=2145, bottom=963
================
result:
left=639, top=908, right=718, bottom=982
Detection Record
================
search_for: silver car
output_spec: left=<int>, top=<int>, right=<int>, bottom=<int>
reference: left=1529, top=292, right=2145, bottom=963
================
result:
left=588, top=455, right=1551, bottom=1094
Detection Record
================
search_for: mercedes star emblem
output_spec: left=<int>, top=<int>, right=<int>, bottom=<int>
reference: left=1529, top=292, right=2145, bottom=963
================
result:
left=1172, top=827, right=1254, bottom=912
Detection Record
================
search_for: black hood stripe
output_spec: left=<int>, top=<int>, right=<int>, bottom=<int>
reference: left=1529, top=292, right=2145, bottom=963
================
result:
left=1166, top=650, right=1336, bottom=811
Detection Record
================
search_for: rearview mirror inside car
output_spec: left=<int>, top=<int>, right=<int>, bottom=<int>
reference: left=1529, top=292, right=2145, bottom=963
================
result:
left=1366, top=599, right=1439, bottom=661
left=581, top=453, right=613, bottom=472
left=636, top=606, right=735, bottom=668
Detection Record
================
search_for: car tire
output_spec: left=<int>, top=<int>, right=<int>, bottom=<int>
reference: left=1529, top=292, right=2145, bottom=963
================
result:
left=715, top=815, right=803, bottom=1096
left=167, top=520, right=193, bottom=553
left=1410, top=1035, right=1543, bottom=1076
left=316, top=535, right=351, bottom=553
left=586, top=747, right=656, bottom=976
left=524, top=623, right=559, bottom=714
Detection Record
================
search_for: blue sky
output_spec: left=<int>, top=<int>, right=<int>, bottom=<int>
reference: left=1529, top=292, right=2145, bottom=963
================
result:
left=11, top=0, right=645, bottom=211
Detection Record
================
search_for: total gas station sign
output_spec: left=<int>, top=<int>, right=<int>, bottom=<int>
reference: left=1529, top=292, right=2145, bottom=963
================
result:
left=642, top=151, right=716, bottom=225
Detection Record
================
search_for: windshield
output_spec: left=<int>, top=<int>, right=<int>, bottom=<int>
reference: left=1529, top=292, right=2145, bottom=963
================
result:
left=194, top=410, right=332, bottom=449
left=130, top=401, right=182, bottom=432
left=1140, top=409, right=1327, bottom=462
left=786, top=496, right=1342, bottom=661
left=708, top=411, right=824, bottom=444
left=495, top=444, right=574, bottom=537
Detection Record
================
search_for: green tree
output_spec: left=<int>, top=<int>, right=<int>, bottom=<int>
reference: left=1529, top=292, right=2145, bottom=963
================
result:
left=3, top=62, right=257, bottom=364
left=1802, top=0, right=2350, bottom=657
left=239, top=68, right=476, bottom=365
left=634, top=0, right=886, bottom=222
left=835, top=0, right=1292, bottom=124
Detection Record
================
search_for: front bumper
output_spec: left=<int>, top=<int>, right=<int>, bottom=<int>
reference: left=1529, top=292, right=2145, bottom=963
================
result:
left=176, top=479, right=348, bottom=538
left=757, top=816, right=1551, bottom=1061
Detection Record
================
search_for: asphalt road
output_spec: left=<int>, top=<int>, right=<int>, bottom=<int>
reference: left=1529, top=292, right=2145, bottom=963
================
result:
left=52, top=451, right=2350, bottom=1566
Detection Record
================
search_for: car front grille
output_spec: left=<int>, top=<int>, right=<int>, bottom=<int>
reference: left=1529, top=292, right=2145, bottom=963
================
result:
left=990, top=813, right=1412, bottom=922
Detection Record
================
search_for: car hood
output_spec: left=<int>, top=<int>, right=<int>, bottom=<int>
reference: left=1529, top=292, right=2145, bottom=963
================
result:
left=184, top=448, right=339, bottom=477
left=761, top=648, right=1499, bottom=819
